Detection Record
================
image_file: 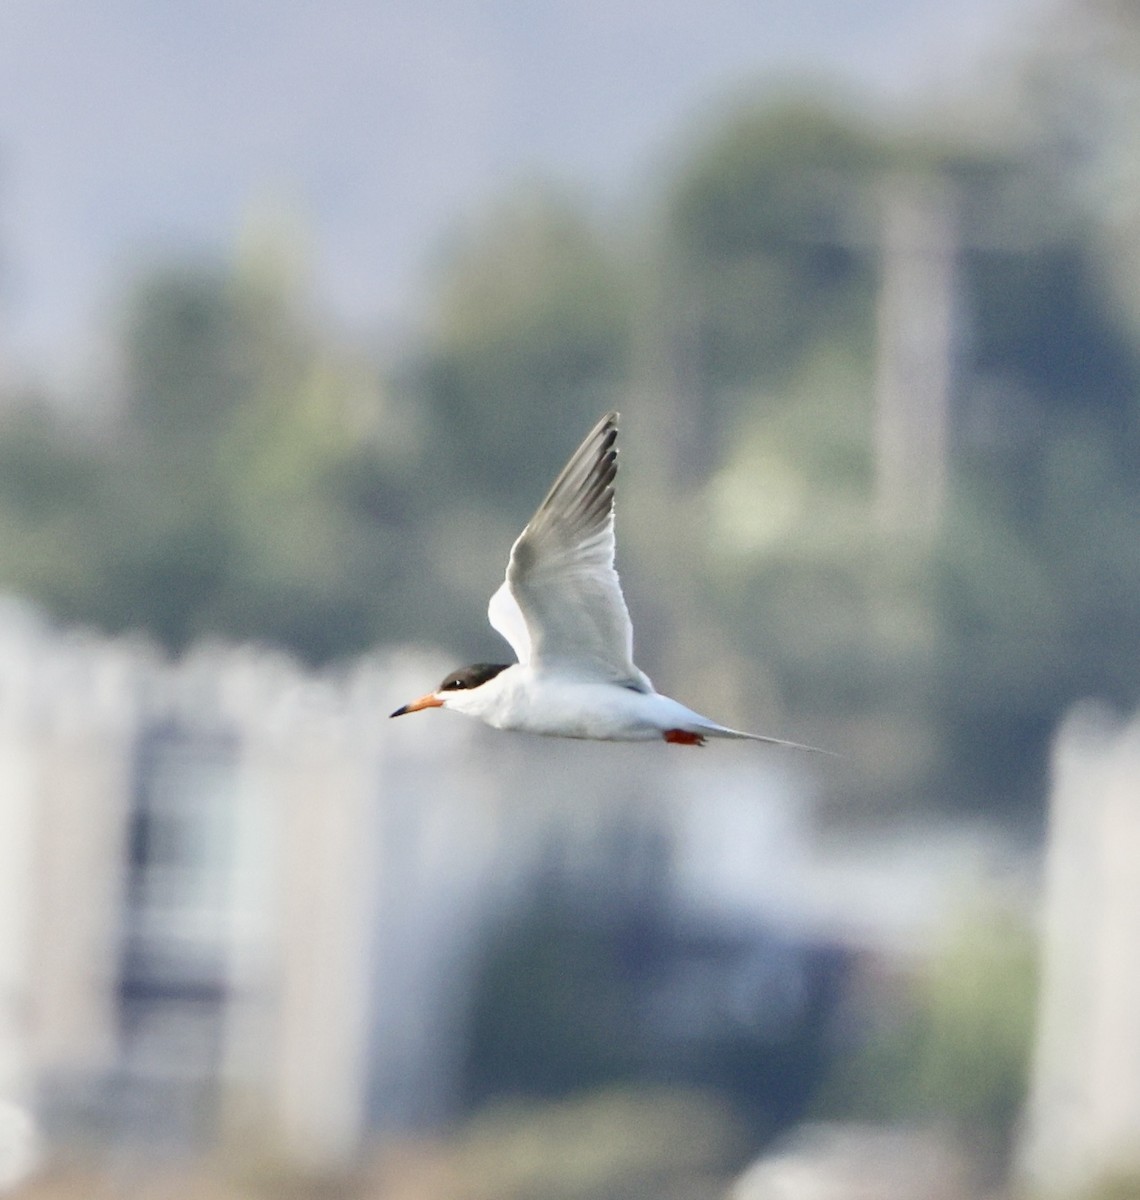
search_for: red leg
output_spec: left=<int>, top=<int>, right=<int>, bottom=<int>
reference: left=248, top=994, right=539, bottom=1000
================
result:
left=664, top=729, right=706, bottom=746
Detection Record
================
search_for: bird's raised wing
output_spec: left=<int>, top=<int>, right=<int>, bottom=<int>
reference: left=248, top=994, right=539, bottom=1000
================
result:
left=487, top=411, right=650, bottom=688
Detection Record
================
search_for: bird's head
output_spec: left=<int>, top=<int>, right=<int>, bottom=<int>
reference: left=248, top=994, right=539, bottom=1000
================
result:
left=390, top=662, right=511, bottom=718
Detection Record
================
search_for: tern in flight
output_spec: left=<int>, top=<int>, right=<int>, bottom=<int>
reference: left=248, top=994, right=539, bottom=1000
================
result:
left=391, top=412, right=824, bottom=750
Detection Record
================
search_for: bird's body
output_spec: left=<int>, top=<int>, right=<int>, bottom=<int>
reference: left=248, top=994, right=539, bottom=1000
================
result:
left=436, top=663, right=753, bottom=744
left=391, top=412, right=823, bottom=752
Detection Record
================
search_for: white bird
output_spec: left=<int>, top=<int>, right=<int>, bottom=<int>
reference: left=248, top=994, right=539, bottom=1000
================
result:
left=391, top=412, right=825, bottom=750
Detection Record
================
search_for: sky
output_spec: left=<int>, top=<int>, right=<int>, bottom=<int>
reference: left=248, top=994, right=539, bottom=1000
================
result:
left=0, top=0, right=1048, bottom=391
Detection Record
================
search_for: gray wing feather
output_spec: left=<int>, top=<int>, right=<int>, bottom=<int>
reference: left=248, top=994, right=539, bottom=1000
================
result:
left=488, top=412, right=650, bottom=687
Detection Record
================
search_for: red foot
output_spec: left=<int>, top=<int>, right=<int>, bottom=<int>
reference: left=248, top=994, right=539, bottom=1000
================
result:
left=664, top=729, right=706, bottom=746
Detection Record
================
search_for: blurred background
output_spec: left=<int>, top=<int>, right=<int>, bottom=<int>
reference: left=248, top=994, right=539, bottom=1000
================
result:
left=1, top=0, right=1139, bottom=1197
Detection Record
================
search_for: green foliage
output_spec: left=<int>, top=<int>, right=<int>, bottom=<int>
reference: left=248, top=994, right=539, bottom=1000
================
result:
left=968, top=243, right=1140, bottom=410
left=0, top=409, right=107, bottom=619
left=816, top=903, right=1038, bottom=1163
left=122, top=266, right=258, bottom=446
left=414, top=190, right=633, bottom=509
left=917, top=907, right=1038, bottom=1136
left=380, top=1087, right=746, bottom=1200
left=663, top=100, right=883, bottom=390
left=653, top=108, right=1140, bottom=812
left=669, top=100, right=883, bottom=259
left=0, top=257, right=434, bottom=661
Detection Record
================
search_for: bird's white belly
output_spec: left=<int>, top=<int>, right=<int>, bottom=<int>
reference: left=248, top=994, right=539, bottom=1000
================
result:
left=484, top=673, right=670, bottom=741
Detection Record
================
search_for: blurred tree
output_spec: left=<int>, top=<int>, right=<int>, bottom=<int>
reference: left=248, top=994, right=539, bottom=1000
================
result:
left=0, top=248, right=430, bottom=661
left=915, top=907, right=1037, bottom=1164
left=412, top=188, right=633, bottom=510
left=645, top=99, right=884, bottom=485
left=105, top=261, right=363, bottom=653
left=665, top=100, right=882, bottom=378
left=934, top=139, right=1140, bottom=810
left=371, top=1087, right=747, bottom=1200
left=643, top=100, right=1140, bottom=814
left=0, top=406, right=106, bottom=622
left=197, top=254, right=409, bottom=660
left=694, top=337, right=939, bottom=799
left=816, top=902, right=1037, bottom=1174
left=122, top=266, right=255, bottom=448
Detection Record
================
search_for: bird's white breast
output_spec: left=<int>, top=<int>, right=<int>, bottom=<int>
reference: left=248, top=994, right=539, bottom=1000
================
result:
left=452, top=665, right=678, bottom=741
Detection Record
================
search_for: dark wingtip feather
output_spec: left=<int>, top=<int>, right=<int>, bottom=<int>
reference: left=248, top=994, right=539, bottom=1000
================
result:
left=529, top=412, right=622, bottom=541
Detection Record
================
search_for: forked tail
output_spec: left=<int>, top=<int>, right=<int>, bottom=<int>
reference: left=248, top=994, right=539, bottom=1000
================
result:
left=675, top=721, right=836, bottom=754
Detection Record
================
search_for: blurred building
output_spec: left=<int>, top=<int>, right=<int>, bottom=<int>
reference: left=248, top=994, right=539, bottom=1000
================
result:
left=0, top=598, right=1018, bottom=1173
left=0, top=599, right=406, bottom=1166
left=1018, top=704, right=1140, bottom=1193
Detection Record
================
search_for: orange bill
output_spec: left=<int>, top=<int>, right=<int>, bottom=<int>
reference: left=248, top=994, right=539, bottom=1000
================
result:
left=389, top=693, right=444, bottom=718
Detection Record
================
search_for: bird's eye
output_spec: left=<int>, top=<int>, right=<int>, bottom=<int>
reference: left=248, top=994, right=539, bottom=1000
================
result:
left=442, top=678, right=464, bottom=691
